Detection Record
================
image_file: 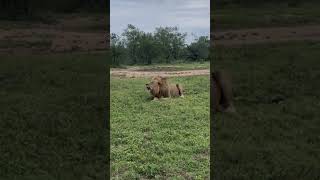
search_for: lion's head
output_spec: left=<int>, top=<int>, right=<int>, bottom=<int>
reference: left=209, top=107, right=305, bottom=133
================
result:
left=146, top=76, right=168, bottom=97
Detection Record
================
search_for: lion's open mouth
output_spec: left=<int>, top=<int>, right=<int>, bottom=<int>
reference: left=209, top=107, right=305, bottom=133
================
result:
left=146, top=84, right=151, bottom=90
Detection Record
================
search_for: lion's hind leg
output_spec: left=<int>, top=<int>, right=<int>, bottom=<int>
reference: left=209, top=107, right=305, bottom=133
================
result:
left=152, top=97, right=159, bottom=101
left=223, top=104, right=236, bottom=113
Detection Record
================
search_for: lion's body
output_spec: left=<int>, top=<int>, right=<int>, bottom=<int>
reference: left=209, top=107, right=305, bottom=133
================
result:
left=211, top=70, right=236, bottom=113
left=169, top=84, right=183, bottom=97
left=146, top=76, right=183, bottom=100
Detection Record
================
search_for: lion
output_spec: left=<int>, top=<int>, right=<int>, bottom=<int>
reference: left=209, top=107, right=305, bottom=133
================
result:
left=211, top=70, right=236, bottom=113
left=145, top=76, right=184, bottom=100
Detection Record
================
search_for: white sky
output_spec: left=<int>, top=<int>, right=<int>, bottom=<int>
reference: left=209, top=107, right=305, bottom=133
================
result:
left=110, top=0, right=210, bottom=44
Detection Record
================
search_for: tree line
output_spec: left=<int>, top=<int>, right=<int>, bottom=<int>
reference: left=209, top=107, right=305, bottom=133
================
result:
left=0, top=0, right=107, bottom=20
left=111, top=24, right=209, bottom=66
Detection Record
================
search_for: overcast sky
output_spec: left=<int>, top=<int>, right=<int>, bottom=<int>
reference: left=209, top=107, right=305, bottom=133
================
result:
left=111, top=0, right=210, bottom=44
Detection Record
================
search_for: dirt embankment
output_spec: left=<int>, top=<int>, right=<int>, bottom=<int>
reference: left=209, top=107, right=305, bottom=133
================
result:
left=213, top=25, right=320, bottom=46
left=2, top=15, right=320, bottom=55
left=0, top=14, right=109, bottom=55
left=111, top=68, right=209, bottom=78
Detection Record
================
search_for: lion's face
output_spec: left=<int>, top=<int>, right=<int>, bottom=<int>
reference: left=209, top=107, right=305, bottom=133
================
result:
left=146, top=76, right=167, bottom=96
left=145, top=80, right=160, bottom=94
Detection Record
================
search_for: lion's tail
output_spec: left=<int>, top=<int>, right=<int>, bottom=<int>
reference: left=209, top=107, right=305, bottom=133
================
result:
left=176, top=84, right=182, bottom=96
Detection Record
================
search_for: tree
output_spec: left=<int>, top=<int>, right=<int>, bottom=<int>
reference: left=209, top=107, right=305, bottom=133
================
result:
left=186, top=36, right=209, bottom=62
left=154, top=26, right=186, bottom=63
left=111, top=33, right=126, bottom=66
left=122, top=24, right=143, bottom=64
left=136, top=32, right=159, bottom=65
left=110, top=24, right=208, bottom=65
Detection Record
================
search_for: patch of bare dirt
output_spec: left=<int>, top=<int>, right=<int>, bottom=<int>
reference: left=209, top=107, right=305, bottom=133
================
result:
left=111, top=67, right=209, bottom=78
left=213, top=25, right=320, bottom=46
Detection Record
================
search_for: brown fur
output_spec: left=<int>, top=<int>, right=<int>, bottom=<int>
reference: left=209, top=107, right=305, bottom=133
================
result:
left=146, top=76, right=184, bottom=100
left=211, top=70, right=236, bottom=113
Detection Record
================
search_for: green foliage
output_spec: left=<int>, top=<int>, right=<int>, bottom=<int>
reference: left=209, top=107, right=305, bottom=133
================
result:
left=111, top=33, right=127, bottom=66
left=121, top=24, right=142, bottom=64
left=154, top=27, right=187, bottom=63
left=186, top=36, right=209, bottom=62
left=137, top=32, right=159, bottom=65
left=112, top=24, right=209, bottom=66
left=111, top=73, right=210, bottom=179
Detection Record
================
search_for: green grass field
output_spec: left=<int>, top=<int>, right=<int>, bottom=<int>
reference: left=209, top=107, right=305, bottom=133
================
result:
left=0, top=52, right=108, bottom=179
left=213, top=2, right=320, bottom=30
left=111, top=74, right=210, bottom=179
left=212, top=41, right=320, bottom=179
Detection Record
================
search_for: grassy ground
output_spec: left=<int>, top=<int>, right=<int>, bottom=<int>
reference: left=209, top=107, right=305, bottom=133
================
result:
left=212, top=41, right=320, bottom=179
left=213, top=2, right=320, bottom=30
left=111, top=74, right=210, bottom=179
left=0, top=52, right=108, bottom=179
